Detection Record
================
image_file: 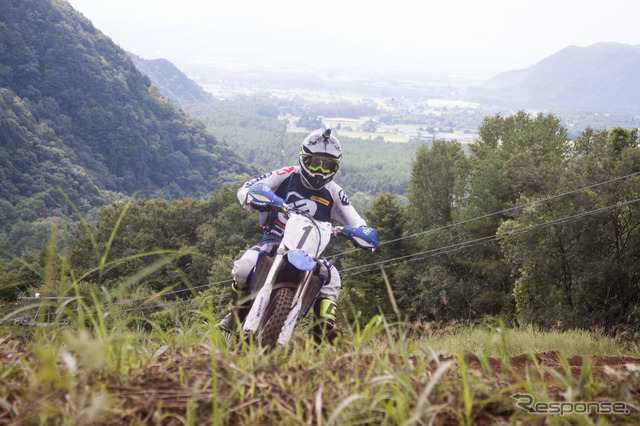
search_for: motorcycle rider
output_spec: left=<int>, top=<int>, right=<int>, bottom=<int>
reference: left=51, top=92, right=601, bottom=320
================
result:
left=217, top=127, right=377, bottom=344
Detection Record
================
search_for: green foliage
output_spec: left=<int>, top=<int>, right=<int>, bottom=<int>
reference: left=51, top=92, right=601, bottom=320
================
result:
left=184, top=94, right=289, bottom=171
left=341, top=110, right=639, bottom=333
left=336, top=135, right=417, bottom=197
left=437, top=112, right=570, bottom=322
left=407, top=139, right=469, bottom=229
left=0, top=250, right=43, bottom=300
left=1, top=315, right=638, bottom=424
left=341, top=192, right=411, bottom=322
left=0, top=0, right=255, bottom=253
left=136, top=56, right=419, bottom=203
left=360, top=119, right=378, bottom=132
left=128, top=54, right=212, bottom=105
left=500, top=126, right=640, bottom=330
left=183, top=98, right=418, bottom=200
left=1, top=0, right=638, bottom=336
left=296, top=115, right=322, bottom=130
left=67, top=185, right=262, bottom=293
left=468, top=111, right=570, bottom=219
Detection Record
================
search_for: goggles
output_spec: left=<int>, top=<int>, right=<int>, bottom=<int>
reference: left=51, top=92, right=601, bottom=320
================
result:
left=301, top=154, right=340, bottom=175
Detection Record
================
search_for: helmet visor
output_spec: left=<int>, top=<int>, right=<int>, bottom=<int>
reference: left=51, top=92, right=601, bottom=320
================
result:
left=302, top=155, right=340, bottom=175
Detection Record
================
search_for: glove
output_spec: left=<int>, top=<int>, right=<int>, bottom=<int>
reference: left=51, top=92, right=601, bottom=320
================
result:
left=341, top=225, right=378, bottom=250
left=247, top=183, right=285, bottom=212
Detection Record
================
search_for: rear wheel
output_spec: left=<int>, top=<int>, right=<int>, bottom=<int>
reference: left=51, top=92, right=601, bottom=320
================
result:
left=260, top=285, right=295, bottom=350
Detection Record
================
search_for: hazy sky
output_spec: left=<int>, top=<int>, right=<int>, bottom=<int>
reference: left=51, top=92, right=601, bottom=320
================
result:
left=67, top=0, right=640, bottom=78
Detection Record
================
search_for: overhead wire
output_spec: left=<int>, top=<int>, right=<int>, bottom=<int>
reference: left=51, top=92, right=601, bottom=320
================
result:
left=327, top=170, right=640, bottom=260
left=99, top=278, right=233, bottom=308
left=91, top=194, right=640, bottom=317
left=4, top=172, right=639, bottom=321
left=119, top=293, right=218, bottom=314
left=340, top=196, right=640, bottom=278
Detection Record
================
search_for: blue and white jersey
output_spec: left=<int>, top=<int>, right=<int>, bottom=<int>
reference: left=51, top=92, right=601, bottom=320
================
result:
left=238, top=166, right=367, bottom=238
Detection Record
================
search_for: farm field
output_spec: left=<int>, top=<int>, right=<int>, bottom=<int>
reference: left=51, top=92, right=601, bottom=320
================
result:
left=321, top=118, right=479, bottom=144
left=200, top=80, right=483, bottom=144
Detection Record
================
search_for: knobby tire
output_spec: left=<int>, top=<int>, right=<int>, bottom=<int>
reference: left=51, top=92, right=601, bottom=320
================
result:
left=260, top=285, right=295, bottom=350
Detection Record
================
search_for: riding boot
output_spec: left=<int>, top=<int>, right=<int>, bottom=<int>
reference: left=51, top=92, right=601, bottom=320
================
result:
left=217, top=281, right=250, bottom=333
left=312, top=298, right=339, bottom=345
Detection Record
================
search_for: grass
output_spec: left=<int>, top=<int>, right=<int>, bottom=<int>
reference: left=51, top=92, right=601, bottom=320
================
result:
left=360, top=321, right=635, bottom=358
left=1, top=193, right=639, bottom=424
left=1, top=307, right=639, bottom=424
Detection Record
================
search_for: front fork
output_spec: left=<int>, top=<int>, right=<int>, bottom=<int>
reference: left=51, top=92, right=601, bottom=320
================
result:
left=242, top=253, right=284, bottom=334
left=242, top=253, right=314, bottom=333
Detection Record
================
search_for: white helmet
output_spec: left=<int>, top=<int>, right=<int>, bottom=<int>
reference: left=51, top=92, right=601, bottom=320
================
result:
left=299, top=128, right=342, bottom=190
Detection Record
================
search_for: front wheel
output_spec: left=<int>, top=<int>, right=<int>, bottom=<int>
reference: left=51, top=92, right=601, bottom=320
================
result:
left=260, top=285, right=295, bottom=350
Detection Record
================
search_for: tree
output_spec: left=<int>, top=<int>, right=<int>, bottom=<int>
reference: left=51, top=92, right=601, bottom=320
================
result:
left=361, top=119, right=378, bottom=132
left=398, top=112, right=571, bottom=323
left=296, top=116, right=322, bottom=130
left=466, top=111, right=570, bottom=223
left=500, top=126, right=640, bottom=330
left=0, top=0, right=255, bottom=254
left=340, top=192, right=410, bottom=323
left=68, top=185, right=262, bottom=295
left=406, top=139, right=469, bottom=230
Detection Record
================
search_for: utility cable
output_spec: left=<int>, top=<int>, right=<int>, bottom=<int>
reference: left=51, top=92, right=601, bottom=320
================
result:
left=91, top=195, right=640, bottom=315
left=340, top=196, right=640, bottom=278
left=327, top=170, right=640, bottom=259
left=99, top=278, right=233, bottom=308
left=6, top=173, right=639, bottom=321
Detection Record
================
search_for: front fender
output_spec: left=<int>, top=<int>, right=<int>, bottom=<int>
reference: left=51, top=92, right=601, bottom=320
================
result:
left=287, top=249, right=316, bottom=271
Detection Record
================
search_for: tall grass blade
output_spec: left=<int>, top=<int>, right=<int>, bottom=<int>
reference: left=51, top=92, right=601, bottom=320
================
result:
left=406, top=359, right=455, bottom=425
left=455, top=353, right=473, bottom=425
left=75, top=249, right=180, bottom=283
left=381, top=267, right=401, bottom=321
left=578, top=356, right=594, bottom=399
left=114, top=252, right=184, bottom=296
left=327, top=393, right=362, bottom=426
left=57, top=185, right=101, bottom=264
left=0, top=249, right=44, bottom=280
left=99, top=192, right=139, bottom=277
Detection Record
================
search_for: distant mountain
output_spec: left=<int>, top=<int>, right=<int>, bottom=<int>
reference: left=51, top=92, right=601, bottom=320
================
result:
left=0, top=0, right=255, bottom=252
left=129, top=54, right=292, bottom=173
left=468, top=43, right=640, bottom=114
left=128, top=54, right=214, bottom=105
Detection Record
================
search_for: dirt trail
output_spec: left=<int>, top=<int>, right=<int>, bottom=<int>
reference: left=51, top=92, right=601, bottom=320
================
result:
left=1, top=338, right=639, bottom=424
left=459, top=350, right=640, bottom=383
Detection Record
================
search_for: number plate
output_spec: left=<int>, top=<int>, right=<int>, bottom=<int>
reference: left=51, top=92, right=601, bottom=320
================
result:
left=282, top=214, right=332, bottom=258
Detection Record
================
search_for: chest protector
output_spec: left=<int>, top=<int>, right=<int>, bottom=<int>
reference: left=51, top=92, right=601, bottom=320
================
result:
left=260, top=173, right=334, bottom=238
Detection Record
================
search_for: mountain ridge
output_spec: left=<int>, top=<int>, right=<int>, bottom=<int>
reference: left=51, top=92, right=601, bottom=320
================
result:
left=0, top=0, right=255, bottom=252
left=128, top=53, right=214, bottom=105
left=468, top=42, right=640, bottom=114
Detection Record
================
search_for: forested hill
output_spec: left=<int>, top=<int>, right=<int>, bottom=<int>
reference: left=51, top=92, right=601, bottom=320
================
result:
left=128, top=53, right=214, bottom=105
left=0, top=0, right=255, bottom=252
left=468, top=42, right=640, bottom=114
left=129, top=54, right=291, bottom=173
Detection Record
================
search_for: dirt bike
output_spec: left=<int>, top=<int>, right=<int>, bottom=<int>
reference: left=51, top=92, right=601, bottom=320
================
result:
left=237, top=183, right=378, bottom=350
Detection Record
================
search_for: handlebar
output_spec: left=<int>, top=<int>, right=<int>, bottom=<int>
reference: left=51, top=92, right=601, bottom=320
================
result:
left=279, top=204, right=378, bottom=252
left=278, top=204, right=340, bottom=233
left=247, top=183, right=378, bottom=251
